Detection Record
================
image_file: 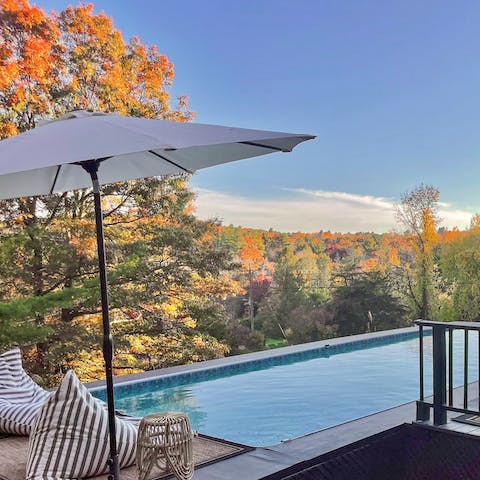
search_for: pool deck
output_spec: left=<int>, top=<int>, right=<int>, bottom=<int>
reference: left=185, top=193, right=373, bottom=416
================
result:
left=416, top=381, right=480, bottom=437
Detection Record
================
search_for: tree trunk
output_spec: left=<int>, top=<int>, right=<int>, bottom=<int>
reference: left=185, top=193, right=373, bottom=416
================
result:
left=420, top=257, right=429, bottom=320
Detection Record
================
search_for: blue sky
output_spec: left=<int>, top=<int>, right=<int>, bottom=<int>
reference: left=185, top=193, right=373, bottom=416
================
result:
left=36, top=0, right=480, bottom=232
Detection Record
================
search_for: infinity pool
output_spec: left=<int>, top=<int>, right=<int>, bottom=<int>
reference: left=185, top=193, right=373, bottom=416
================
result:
left=91, top=329, right=479, bottom=446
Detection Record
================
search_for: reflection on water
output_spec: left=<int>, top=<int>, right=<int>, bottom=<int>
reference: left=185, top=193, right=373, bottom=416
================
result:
left=117, top=387, right=208, bottom=430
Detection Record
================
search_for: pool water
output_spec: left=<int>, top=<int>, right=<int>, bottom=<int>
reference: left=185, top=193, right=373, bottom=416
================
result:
left=93, top=330, right=479, bottom=446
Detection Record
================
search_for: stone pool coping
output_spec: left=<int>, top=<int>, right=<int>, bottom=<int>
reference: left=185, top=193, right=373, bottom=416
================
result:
left=86, top=326, right=419, bottom=392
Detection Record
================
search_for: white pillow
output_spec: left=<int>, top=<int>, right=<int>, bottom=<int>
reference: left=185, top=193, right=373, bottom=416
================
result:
left=26, top=370, right=137, bottom=479
left=0, top=348, right=51, bottom=435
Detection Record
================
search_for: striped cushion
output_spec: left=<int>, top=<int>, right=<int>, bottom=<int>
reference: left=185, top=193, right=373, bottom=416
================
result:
left=26, top=370, right=137, bottom=479
left=0, top=348, right=51, bottom=435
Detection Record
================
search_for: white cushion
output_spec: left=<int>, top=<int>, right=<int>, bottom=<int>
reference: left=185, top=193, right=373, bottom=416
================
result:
left=0, top=348, right=51, bottom=435
left=26, top=370, right=137, bottom=479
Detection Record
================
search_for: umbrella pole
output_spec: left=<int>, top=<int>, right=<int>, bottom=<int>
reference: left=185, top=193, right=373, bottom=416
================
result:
left=83, top=161, right=120, bottom=480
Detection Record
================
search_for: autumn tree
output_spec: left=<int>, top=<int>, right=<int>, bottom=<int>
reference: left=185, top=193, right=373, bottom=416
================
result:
left=396, top=184, right=440, bottom=319
left=0, top=1, right=192, bottom=134
left=2, top=175, right=241, bottom=383
left=470, top=214, right=480, bottom=231
left=237, top=236, right=264, bottom=329
left=256, top=243, right=334, bottom=344
left=0, top=1, right=243, bottom=384
left=295, top=245, right=321, bottom=288
left=440, top=219, right=480, bottom=322
left=256, top=247, right=306, bottom=339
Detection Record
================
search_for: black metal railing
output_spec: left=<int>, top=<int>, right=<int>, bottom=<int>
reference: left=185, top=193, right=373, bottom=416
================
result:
left=416, top=320, right=480, bottom=425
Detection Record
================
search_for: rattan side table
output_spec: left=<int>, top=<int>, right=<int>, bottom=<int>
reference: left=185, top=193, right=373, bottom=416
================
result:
left=136, top=412, right=194, bottom=480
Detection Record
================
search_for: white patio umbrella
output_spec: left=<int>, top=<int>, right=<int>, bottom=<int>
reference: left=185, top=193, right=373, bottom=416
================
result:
left=0, top=110, right=314, bottom=479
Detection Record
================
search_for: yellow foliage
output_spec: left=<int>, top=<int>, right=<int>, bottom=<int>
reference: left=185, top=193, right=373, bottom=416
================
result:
left=69, top=349, right=110, bottom=383
left=190, top=271, right=244, bottom=298
left=69, top=235, right=97, bottom=259
left=183, top=316, right=197, bottom=329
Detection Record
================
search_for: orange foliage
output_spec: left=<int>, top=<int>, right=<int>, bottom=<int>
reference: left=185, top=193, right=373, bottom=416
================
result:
left=359, top=257, right=378, bottom=272
left=264, top=230, right=278, bottom=240
left=0, top=0, right=58, bottom=127
left=441, top=228, right=467, bottom=245
left=388, top=246, right=400, bottom=266
left=0, top=0, right=193, bottom=138
left=68, top=235, right=97, bottom=258
left=238, top=237, right=264, bottom=270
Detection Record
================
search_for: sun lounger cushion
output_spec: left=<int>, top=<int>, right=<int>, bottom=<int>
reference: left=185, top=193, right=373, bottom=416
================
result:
left=26, top=370, right=137, bottom=480
left=0, top=348, right=51, bottom=435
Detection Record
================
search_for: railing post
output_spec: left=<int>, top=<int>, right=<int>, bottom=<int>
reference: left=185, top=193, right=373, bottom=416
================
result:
left=448, top=329, right=453, bottom=406
left=432, top=324, right=447, bottom=425
left=416, top=324, right=430, bottom=421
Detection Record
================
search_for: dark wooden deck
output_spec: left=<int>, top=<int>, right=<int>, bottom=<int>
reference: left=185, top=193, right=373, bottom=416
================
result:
left=261, top=423, right=480, bottom=480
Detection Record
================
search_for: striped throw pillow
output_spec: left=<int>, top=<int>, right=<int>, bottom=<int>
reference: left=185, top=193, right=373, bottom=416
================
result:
left=0, top=348, right=51, bottom=435
left=26, top=370, right=137, bottom=479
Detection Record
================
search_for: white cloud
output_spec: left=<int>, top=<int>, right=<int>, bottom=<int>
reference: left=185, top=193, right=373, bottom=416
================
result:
left=289, top=188, right=394, bottom=210
left=193, top=188, right=474, bottom=233
left=438, top=208, right=472, bottom=230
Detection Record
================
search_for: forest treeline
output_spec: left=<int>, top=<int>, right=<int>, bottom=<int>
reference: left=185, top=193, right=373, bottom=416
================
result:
left=0, top=0, right=478, bottom=386
left=215, top=185, right=480, bottom=352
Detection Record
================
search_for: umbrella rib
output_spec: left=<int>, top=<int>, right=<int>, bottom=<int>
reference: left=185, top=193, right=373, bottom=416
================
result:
left=148, top=150, right=193, bottom=174
left=239, top=141, right=285, bottom=152
left=49, top=165, right=62, bottom=194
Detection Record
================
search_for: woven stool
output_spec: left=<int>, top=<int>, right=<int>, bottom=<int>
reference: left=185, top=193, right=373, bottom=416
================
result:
left=136, top=412, right=194, bottom=480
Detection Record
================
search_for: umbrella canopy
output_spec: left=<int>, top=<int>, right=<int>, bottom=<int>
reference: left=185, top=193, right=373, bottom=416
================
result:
left=0, top=110, right=314, bottom=479
left=0, top=110, right=314, bottom=199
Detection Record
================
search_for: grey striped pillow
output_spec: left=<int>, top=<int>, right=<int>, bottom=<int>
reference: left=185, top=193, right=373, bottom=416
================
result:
left=26, top=370, right=137, bottom=479
left=0, top=348, right=51, bottom=435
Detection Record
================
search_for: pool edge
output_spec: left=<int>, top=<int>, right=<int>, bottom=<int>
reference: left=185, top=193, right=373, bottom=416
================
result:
left=86, top=326, right=420, bottom=392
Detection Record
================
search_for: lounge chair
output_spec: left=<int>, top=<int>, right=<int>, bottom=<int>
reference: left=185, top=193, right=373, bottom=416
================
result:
left=0, top=351, right=247, bottom=479
left=0, top=348, right=51, bottom=435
